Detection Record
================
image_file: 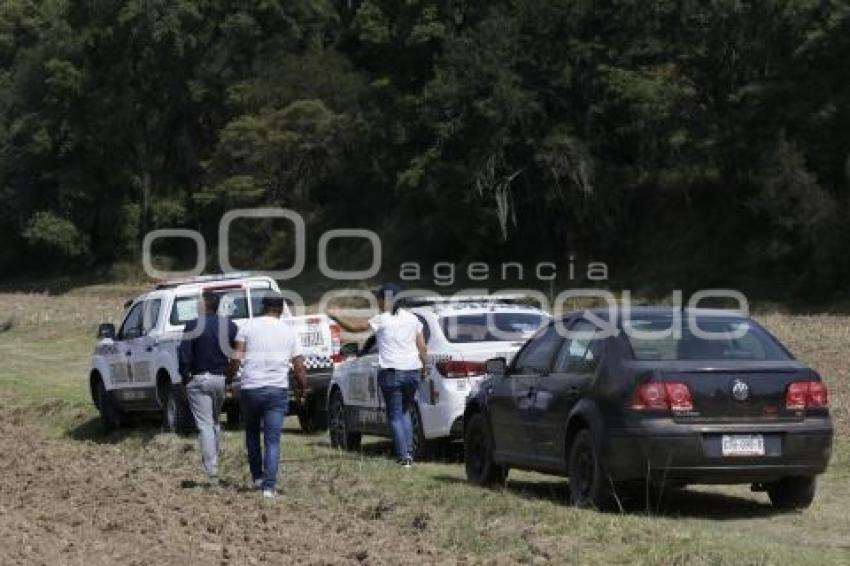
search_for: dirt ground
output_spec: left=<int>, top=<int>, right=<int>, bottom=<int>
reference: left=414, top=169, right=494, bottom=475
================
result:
left=0, top=407, right=453, bottom=566
left=3, top=290, right=850, bottom=565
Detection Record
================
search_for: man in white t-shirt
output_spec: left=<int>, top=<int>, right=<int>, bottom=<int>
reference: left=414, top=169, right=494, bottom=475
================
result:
left=329, top=283, right=428, bottom=467
left=227, top=293, right=306, bottom=498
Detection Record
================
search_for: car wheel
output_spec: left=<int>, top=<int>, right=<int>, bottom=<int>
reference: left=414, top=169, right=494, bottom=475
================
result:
left=767, top=476, right=816, bottom=510
left=328, top=390, right=361, bottom=450
left=410, top=404, right=428, bottom=460
left=568, top=429, right=615, bottom=511
left=96, top=379, right=121, bottom=433
left=225, top=403, right=241, bottom=429
left=464, top=413, right=507, bottom=487
left=298, top=397, right=329, bottom=434
left=161, top=383, right=194, bottom=434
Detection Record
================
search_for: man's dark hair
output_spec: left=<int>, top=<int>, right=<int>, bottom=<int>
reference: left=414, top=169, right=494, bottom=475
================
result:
left=262, top=292, right=285, bottom=312
left=202, top=291, right=220, bottom=312
left=373, top=282, right=402, bottom=307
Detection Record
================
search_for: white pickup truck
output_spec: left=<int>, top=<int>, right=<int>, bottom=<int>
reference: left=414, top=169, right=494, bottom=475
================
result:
left=89, top=273, right=341, bottom=433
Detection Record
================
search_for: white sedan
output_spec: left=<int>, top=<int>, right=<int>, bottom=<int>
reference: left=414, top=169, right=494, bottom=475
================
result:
left=327, top=297, right=548, bottom=457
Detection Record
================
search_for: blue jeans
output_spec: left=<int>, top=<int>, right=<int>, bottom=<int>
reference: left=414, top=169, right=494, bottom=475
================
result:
left=240, top=386, right=288, bottom=490
left=378, top=369, right=419, bottom=461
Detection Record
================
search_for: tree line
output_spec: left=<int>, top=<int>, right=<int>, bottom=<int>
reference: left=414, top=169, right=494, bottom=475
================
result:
left=1, top=0, right=848, bottom=302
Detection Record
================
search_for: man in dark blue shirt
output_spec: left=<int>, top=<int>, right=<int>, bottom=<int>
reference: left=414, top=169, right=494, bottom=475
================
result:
left=178, top=291, right=238, bottom=485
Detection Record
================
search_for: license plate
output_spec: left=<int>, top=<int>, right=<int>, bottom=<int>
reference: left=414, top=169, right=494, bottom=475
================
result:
left=120, top=390, right=146, bottom=401
left=721, top=434, right=765, bottom=457
left=300, top=330, right=323, bottom=347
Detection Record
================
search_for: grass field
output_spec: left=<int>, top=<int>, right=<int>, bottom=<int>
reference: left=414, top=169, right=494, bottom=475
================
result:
left=1, top=288, right=849, bottom=564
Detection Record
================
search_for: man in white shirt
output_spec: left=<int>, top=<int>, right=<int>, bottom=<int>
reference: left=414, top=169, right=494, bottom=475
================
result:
left=227, top=293, right=306, bottom=498
left=329, top=283, right=428, bottom=467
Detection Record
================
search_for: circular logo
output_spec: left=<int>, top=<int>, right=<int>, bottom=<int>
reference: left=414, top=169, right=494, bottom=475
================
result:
left=731, top=379, right=750, bottom=401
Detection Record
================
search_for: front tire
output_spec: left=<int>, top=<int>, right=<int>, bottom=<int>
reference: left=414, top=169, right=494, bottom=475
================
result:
left=96, top=379, right=122, bottom=433
left=568, top=429, right=616, bottom=511
left=464, top=413, right=507, bottom=487
left=767, top=476, right=816, bottom=510
left=328, top=390, right=361, bottom=450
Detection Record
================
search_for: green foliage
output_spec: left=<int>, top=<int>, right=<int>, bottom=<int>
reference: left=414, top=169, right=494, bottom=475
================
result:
left=22, top=211, right=89, bottom=259
left=0, top=0, right=848, bottom=300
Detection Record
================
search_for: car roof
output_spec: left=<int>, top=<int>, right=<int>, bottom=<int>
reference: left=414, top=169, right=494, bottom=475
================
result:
left=153, top=272, right=274, bottom=291
left=561, top=306, right=749, bottom=322
left=123, top=275, right=274, bottom=307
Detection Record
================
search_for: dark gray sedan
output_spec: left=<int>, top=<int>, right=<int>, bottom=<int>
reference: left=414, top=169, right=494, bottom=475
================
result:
left=463, top=307, right=833, bottom=511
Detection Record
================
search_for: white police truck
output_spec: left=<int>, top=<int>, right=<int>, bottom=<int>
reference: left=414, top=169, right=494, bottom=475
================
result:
left=89, top=273, right=342, bottom=433
left=327, top=296, right=549, bottom=457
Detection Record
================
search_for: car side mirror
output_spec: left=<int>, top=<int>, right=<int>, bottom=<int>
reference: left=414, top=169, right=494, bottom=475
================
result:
left=97, top=323, right=116, bottom=340
left=484, top=357, right=507, bottom=375
left=341, top=342, right=359, bottom=358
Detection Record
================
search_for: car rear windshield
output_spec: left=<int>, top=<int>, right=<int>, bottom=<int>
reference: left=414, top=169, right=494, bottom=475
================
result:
left=440, top=313, right=545, bottom=343
left=624, top=316, right=791, bottom=361
left=169, top=289, right=249, bottom=325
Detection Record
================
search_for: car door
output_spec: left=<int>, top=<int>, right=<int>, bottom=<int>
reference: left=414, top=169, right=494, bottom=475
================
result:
left=126, top=299, right=162, bottom=388
left=110, top=302, right=144, bottom=391
left=346, top=336, right=382, bottom=432
left=488, top=323, right=563, bottom=465
left=532, top=319, right=604, bottom=468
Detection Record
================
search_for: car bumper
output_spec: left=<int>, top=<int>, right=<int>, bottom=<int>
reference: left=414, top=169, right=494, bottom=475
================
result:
left=604, top=418, right=833, bottom=484
left=224, top=369, right=333, bottom=410
left=422, top=375, right=484, bottom=439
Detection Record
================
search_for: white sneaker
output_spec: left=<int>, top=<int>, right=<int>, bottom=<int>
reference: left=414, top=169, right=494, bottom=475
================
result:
left=262, top=489, right=276, bottom=499
left=252, top=479, right=263, bottom=490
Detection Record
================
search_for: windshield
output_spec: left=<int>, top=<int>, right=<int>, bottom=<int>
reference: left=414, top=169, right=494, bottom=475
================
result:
left=440, top=313, right=545, bottom=343
left=624, top=316, right=791, bottom=361
left=169, top=289, right=249, bottom=325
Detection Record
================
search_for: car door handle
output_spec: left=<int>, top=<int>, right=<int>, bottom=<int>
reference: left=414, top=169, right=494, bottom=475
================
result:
left=145, top=346, right=154, bottom=352
left=125, top=351, right=132, bottom=357
left=566, top=386, right=580, bottom=396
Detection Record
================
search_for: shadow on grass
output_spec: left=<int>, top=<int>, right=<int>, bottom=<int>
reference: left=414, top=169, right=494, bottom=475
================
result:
left=66, top=414, right=173, bottom=445
left=68, top=413, right=333, bottom=449
left=309, top=436, right=466, bottom=465
left=432, top=474, right=780, bottom=520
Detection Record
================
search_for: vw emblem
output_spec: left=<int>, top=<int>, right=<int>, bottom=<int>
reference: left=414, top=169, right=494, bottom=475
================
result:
left=731, top=379, right=750, bottom=401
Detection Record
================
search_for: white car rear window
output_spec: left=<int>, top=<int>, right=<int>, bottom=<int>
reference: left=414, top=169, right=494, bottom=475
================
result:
left=169, top=289, right=249, bottom=325
left=439, top=313, right=544, bottom=343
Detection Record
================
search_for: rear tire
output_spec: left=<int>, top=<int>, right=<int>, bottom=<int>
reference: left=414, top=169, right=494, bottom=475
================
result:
left=568, top=429, right=616, bottom=511
left=297, top=397, right=329, bottom=433
left=225, top=403, right=241, bottom=429
left=410, top=404, right=428, bottom=460
left=96, top=379, right=121, bottom=433
left=767, top=476, right=816, bottom=510
left=328, top=390, right=361, bottom=450
left=161, top=381, right=194, bottom=434
left=464, top=413, right=507, bottom=487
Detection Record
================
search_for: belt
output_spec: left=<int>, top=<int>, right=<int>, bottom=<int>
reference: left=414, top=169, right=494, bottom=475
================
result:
left=189, top=372, right=225, bottom=381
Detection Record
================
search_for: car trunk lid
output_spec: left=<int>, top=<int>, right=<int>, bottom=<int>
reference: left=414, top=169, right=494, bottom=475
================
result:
left=658, top=361, right=810, bottom=423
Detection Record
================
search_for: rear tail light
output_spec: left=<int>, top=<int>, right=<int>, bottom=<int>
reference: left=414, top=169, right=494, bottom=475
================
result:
left=665, top=383, right=694, bottom=411
left=330, top=323, right=343, bottom=363
left=631, top=382, right=693, bottom=412
left=786, top=381, right=828, bottom=410
left=435, top=360, right=485, bottom=378
left=808, top=381, right=829, bottom=408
